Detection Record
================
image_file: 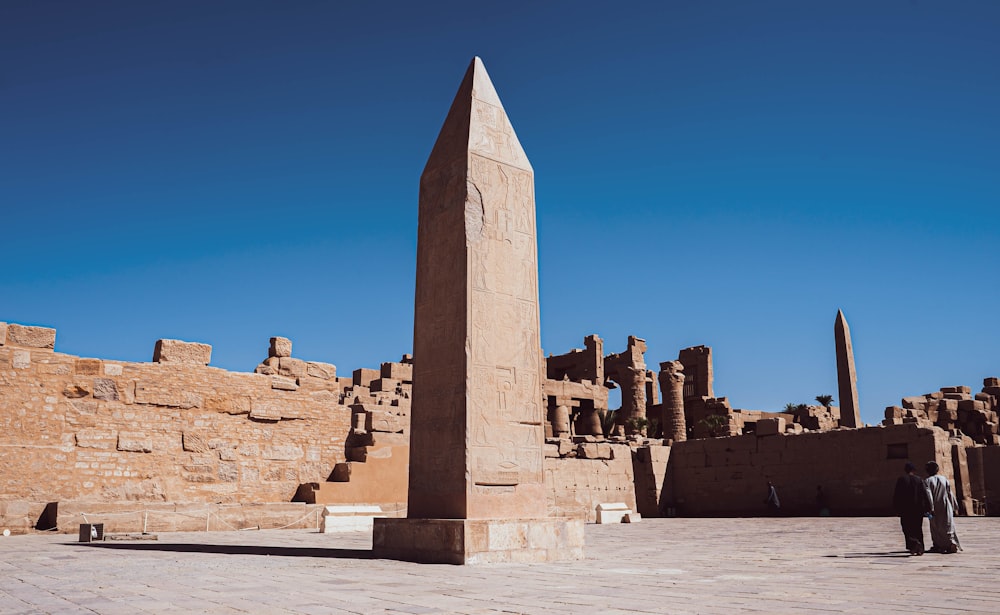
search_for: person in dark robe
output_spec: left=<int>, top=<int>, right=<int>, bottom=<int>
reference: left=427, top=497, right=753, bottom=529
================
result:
left=765, top=481, right=781, bottom=516
left=892, top=462, right=932, bottom=555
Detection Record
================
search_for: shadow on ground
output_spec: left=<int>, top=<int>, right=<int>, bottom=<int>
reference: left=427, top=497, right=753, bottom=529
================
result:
left=68, top=542, right=376, bottom=559
left=833, top=551, right=912, bottom=558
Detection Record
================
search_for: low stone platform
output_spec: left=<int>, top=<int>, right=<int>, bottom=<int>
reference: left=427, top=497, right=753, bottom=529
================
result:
left=373, top=517, right=584, bottom=564
left=2, top=517, right=999, bottom=613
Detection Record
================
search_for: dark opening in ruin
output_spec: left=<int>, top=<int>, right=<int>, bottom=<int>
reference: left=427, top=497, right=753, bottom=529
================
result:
left=886, top=443, right=909, bottom=460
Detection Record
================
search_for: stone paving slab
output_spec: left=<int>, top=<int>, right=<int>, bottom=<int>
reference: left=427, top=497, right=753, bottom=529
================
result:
left=1, top=517, right=998, bottom=614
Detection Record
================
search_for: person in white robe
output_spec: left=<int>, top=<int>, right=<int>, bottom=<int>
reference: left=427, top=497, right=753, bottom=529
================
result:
left=924, top=461, right=962, bottom=553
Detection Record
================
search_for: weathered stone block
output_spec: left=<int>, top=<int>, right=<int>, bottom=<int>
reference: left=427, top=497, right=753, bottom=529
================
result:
left=277, top=357, right=307, bottom=378
left=368, top=410, right=405, bottom=433
left=885, top=406, right=904, bottom=419
left=369, top=378, right=400, bottom=393
left=12, top=350, right=30, bottom=369
left=557, top=439, right=575, bottom=456
left=756, top=417, right=785, bottom=436
left=0, top=322, right=6, bottom=345
left=118, top=432, right=152, bottom=453
left=373, top=517, right=584, bottom=564
left=595, top=502, right=631, bottom=524
left=381, top=362, right=413, bottom=382
left=249, top=401, right=282, bottom=422
left=218, top=462, right=239, bottom=482
left=75, top=359, right=102, bottom=375
left=985, top=377, right=1000, bottom=388
left=37, top=361, right=72, bottom=375
left=269, top=336, right=292, bottom=358
left=92, top=378, right=119, bottom=401
left=63, top=383, right=90, bottom=398
left=306, top=361, right=336, bottom=380
left=271, top=375, right=298, bottom=391
left=263, top=445, right=303, bottom=461
left=6, top=324, right=56, bottom=349
left=353, top=368, right=379, bottom=388
left=152, top=339, right=211, bottom=365
left=182, top=431, right=210, bottom=453
left=76, top=429, right=116, bottom=449
left=959, top=399, right=987, bottom=412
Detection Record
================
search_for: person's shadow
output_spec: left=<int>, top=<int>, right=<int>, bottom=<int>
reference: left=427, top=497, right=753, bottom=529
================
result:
left=828, top=551, right=911, bottom=559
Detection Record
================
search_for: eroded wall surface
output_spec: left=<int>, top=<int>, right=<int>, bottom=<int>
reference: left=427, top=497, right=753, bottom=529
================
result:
left=0, top=324, right=396, bottom=534
left=544, top=441, right=636, bottom=522
left=665, top=424, right=956, bottom=516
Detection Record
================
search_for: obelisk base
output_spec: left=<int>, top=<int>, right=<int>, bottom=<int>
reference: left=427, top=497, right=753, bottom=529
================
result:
left=373, top=517, right=584, bottom=565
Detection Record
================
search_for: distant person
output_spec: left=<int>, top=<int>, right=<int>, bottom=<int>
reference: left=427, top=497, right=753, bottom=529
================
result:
left=765, top=481, right=781, bottom=516
left=892, top=462, right=932, bottom=555
left=924, top=461, right=962, bottom=553
left=816, top=485, right=831, bottom=517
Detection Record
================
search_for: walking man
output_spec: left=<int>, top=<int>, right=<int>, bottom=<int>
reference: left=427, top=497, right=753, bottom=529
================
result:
left=924, top=461, right=962, bottom=553
left=892, top=462, right=932, bottom=555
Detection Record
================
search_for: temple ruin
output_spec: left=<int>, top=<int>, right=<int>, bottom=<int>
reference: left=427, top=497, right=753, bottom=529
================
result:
left=3, top=57, right=999, bottom=540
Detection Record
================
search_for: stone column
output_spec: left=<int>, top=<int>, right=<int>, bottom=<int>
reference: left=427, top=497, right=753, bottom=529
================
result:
left=373, top=57, right=583, bottom=564
left=658, top=361, right=686, bottom=443
left=550, top=403, right=571, bottom=438
left=835, top=309, right=861, bottom=428
left=623, top=366, right=648, bottom=436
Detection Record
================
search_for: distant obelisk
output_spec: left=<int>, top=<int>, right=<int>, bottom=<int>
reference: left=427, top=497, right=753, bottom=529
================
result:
left=373, top=57, right=584, bottom=564
left=835, top=309, right=861, bottom=428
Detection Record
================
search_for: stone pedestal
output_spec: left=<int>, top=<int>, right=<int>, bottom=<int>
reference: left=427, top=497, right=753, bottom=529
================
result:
left=373, top=517, right=583, bottom=564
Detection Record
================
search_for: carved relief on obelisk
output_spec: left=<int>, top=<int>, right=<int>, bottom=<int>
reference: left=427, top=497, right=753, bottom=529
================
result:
left=835, top=309, right=861, bottom=428
left=406, top=57, right=544, bottom=520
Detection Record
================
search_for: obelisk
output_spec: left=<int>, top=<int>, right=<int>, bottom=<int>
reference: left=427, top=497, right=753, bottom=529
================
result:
left=835, top=309, right=861, bottom=428
left=373, top=57, right=584, bottom=564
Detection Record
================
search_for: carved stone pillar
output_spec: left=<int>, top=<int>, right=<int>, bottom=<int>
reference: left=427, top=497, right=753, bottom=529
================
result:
left=551, top=404, right=571, bottom=438
left=623, top=366, right=648, bottom=436
left=659, top=360, right=686, bottom=443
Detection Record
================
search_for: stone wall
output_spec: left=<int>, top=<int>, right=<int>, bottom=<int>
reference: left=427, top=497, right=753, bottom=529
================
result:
left=664, top=424, right=958, bottom=516
left=632, top=444, right=671, bottom=517
left=884, top=379, right=1000, bottom=445
left=544, top=439, right=636, bottom=522
left=0, top=321, right=412, bottom=533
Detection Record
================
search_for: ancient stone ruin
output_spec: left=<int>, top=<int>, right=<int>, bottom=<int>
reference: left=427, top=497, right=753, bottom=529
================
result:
left=3, top=59, right=999, bottom=542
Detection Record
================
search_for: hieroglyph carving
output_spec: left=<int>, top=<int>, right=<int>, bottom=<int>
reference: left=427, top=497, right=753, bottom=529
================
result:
left=467, top=154, right=542, bottom=491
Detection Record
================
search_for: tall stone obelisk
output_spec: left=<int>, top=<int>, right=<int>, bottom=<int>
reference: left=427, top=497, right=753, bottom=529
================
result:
left=835, top=309, right=861, bottom=428
left=373, top=57, right=584, bottom=564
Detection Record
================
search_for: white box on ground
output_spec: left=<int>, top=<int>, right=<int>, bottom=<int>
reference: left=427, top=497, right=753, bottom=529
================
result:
left=595, top=502, right=632, bottom=524
left=321, top=505, right=385, bottom=533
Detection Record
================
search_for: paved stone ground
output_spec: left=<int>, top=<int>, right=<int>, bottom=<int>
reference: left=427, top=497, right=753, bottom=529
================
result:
left=1, top=517, right=998, bottom=614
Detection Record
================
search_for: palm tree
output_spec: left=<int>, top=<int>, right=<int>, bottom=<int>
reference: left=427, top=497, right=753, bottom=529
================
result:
left=815, top=394, right=834, bottom=408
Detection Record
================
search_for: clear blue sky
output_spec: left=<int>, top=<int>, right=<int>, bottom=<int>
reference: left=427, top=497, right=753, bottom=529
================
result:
left=2, top=1, right=997, bottom=425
